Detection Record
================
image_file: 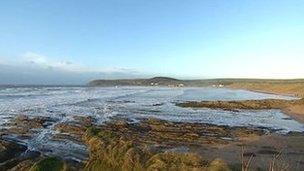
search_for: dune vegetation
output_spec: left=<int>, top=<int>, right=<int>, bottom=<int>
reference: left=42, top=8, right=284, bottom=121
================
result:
left=83, top=125, right=231, bottom=171
left=29, top=157, right=65, bottom=171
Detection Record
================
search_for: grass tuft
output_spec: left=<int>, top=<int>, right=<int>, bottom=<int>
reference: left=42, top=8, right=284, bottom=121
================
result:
left=84, top=126, right=233, bottom=171
left=29, top=157, right=65, bottom=171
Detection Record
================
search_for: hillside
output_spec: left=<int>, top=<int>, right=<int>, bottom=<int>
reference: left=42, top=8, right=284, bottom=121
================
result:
left=88, top=77, right=185, bottom=87
left=89, top=77, right=304, bottom=95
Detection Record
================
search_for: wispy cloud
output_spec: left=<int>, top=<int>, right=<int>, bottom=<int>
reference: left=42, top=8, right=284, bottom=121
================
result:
left=0, top=52, right=146, bottom=85
left=21, top=52, right=140, bottom=74
left=22, top=52, right=92, bottom=72
left=23, top=52, right=48, bottom=65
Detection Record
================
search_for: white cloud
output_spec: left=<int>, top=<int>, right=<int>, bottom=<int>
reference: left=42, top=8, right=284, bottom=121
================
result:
left=22, top=52, right=82, bottom=72
left=0, top=52, right=145, bottom=85
left=23, top=52, right=48, bottom=65
left=20, top=52, right=140, bottom=74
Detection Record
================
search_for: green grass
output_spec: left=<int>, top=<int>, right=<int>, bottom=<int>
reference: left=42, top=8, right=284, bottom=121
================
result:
left=30, top=157, right=65, bottom=171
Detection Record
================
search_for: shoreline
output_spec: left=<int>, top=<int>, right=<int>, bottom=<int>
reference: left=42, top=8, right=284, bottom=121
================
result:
left=177, top=98, right=304, bottom=124
left=282, top=105, right=304, bottom=123
left=236, top=88, right=301, bottom=99
left=1, top=85, right=304, bottom=170
left=234, top=87, right=304, bottom=123
left=193, top=86, right=304, bottom=124
left=2, top=115, right=304, bottom=170
left=81, top=118, right=304, bottom=170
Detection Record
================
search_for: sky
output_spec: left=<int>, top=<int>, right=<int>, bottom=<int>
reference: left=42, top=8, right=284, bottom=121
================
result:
left=0, top=0, right=304, bottom=84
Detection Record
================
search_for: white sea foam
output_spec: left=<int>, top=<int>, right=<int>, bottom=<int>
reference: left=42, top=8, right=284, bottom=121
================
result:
left=0, top=86, right=303, bottom=160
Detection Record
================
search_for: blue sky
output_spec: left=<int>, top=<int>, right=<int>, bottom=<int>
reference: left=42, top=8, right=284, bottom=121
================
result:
left=0, top=0, right=304, bottom=84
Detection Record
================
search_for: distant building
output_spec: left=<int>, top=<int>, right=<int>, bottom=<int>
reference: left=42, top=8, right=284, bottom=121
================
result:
left=150, top=82, right=159, bottom=86
left=212, top=84, right=224, bottom=88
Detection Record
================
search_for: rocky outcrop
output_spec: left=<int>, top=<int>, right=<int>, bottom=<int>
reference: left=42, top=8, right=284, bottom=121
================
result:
left=0, top=139, right=41, bottom=171
left=6, top=115, right=57, bottom=137
left=52, top=116, right=94, bottom=143
left=0, top=140, right=27, bottom=163
left=177, top=99, right=288, bottom=110
left=177, top=98, right=304, bottom=122
left=82, top=119, right=238, bottom=171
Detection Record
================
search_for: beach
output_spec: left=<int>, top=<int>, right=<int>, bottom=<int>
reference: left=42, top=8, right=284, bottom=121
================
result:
left=0, top=84, right=303, bottom=170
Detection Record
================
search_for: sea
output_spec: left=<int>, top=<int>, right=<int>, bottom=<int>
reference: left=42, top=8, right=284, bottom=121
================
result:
left=0, top=86, right=303, bottom=161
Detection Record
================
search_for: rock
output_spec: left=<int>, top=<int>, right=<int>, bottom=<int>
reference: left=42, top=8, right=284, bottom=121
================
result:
left=53, top=121, right=90, bottom=144
left=84, top=118, right=265, bottom=154
left=0, top=139, right=27, bottom=163
left=51, top=134, right=83, bottom=144
left=8, top=160, right=34, bottom=171
left=7, top=115, right=57, bottom=137
left=176, top=99, right=288, bottom=110
left=72, top=116, right=95, bottom=127
left=0, top=139, right=31, bottom=170
left=54, top=123, right=86, bottom=136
